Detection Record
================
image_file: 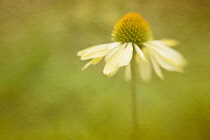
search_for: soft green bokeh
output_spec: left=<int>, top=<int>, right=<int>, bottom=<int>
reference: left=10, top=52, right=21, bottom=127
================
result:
left=0, top=0, right=209, bottom=139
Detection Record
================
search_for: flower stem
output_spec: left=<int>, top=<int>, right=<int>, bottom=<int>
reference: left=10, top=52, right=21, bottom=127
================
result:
left=130, top=54, right=139, bottom=139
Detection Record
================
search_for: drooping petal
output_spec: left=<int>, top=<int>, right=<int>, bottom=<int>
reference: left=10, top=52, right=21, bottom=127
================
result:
left=149, top=54, right=164, bottom=80
left=82, top=57, right=103, bottom=70
left=77, top=42, right=120, bottom=59
left=103, top=44, right=126, bottom=75
left=150, top=49, right=184, bottom=73
left=77, top=44, right=108, bottom=56
left=92, top=57, right=103, bottom=65
left=81, top=51, right=108, bottom=60
left=119, top=43, right=133, bottom=66
left=82, top=60, right=92, bottom=71
left=138, top=50, right=152, bottom=82
left=144, top=41, right=187, bottom=67
left=107, top=67, right=119, bottom=77
left=105, top=45, right=121, bottom=61
left=134, top=44, right=146, bottom=61
left=160, top=39, right=179, bottom=47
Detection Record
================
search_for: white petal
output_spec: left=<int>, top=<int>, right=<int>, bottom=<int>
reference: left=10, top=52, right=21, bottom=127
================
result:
left=107, top=67, right=119, bottom=77
left=125, top=64, right=131, bottom=81
left=144, top=41, right=187, bottom=67
left=81, top=51, right=108, bottom=60
left=82, top=61, right=92, bottom=71
left=107, top=42, right=121, bottom=50
left=138, top=50, right=152, bottom=82
left=82, top=57, right=103, bottom=71
left=103, top=44, right=126, bottom=75
left=78, top=44, right=108, bottom=56
left=134, top=44, right=146, bottom=61
left=92, top=57, right=103, bottom=65
left=150, top=54, right=164, bottom=80
left=77, top=42, right=120, bottom=57
left=150, top=49, right=184, bottom=73
left=105, top=45, right=121, bottom=61
left=160, top=39, right=179, bottom=47
left=119, top=43, right=133, bottom=66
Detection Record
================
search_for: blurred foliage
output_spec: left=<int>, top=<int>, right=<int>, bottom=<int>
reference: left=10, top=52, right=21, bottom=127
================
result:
left=0, top=0, right=210, bottom=139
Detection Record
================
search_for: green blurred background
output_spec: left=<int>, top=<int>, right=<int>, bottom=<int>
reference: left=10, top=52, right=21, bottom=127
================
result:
left=0, top=0, right=209, bottom=139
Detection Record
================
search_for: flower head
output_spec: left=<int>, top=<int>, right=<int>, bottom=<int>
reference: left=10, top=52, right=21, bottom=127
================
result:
left=112, top=13, right=152, bottom=45
left=77, top=12, right=187, bottom=81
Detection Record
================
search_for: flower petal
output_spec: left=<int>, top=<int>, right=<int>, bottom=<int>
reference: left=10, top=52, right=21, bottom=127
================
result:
left=81, top=51, right=108, bottom=60
left=92, top=57, right=103, bottom=65
left=144, top=41, right=187, bottom=67
left=105, top=45, right=121, bottom=61
left=150, top=54, right=164, bottom=80
left=107, top=67, right=119, bottom=77
left=77, top=42, right=120, bottom=59
left=138, top=50, right=152, bottom=82
left=82, top=57, right=103, bottom=71
left=82, top=60, right=92, bottom=71
left=160, top=39, right=179, bottom=47
left=119, top=43, right=133, bottom=66
left=150, top=49, right=184, bottom=73
left=103, top=44, right=126, bottom=75
left=77, top=44, right=107, bottom=56
left=134, top=44, right=146, bottom=61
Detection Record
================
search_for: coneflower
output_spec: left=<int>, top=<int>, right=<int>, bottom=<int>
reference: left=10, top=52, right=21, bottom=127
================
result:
left=77, top=12, right=187, bottom=139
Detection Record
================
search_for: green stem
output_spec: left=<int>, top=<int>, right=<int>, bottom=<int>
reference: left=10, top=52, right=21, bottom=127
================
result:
left=130, top=54, right=139, bottom=139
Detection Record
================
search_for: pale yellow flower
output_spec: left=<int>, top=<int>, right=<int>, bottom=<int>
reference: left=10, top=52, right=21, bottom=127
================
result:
left=77, top=13, right=187, bottom=81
